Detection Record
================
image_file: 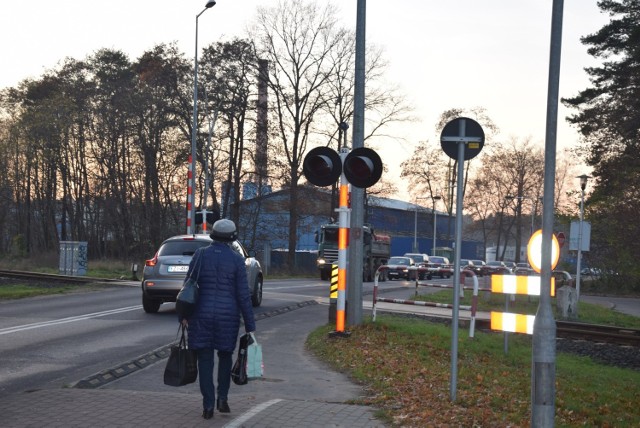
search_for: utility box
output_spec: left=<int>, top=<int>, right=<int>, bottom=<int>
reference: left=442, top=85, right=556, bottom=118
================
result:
left=59, top=241, right=88, bottom=276
left=556, top=285, right=578, bottom=319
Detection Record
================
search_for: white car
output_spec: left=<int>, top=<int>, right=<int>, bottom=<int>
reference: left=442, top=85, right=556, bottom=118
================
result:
left=141, top=234, right=263, bottom=313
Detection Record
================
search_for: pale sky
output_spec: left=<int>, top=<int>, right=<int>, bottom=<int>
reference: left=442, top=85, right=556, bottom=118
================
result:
left=0, top=1, right=608, bottom=199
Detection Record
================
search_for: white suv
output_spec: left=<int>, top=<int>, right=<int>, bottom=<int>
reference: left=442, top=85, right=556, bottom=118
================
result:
left=141, top=234, right=263, bottom=313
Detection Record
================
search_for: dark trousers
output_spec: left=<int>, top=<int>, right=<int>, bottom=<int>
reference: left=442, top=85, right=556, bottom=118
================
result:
left=197, top=348, right=233, bottom=410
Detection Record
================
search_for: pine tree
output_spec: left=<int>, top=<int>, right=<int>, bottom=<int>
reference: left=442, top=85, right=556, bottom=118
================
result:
left=563, top=0, right=640, bottom=290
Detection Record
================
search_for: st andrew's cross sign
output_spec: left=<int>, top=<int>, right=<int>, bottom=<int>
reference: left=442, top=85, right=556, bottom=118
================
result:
left=440, top=117, right=485, bottom=161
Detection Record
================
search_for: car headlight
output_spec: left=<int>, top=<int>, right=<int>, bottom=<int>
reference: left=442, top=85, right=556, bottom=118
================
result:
left=317, top=258, right=326, bottom=265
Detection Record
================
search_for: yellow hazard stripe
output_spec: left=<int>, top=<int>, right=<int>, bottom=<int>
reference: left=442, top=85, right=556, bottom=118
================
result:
left=491, top=312, right=535, bottom=334
left=491, top=275, right=556, bottom=297
left=330, top=264, right=338, bottom=298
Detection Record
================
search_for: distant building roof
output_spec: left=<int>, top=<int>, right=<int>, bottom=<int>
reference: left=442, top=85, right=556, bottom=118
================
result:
left=368, top=195, right=445, bottom=215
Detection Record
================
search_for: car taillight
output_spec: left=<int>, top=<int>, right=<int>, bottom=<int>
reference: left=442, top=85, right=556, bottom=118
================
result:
left=146, top=253, right=158, bottom=267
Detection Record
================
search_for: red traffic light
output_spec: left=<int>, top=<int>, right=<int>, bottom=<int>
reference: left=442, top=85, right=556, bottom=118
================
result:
left=344, top=147, right=383, bottom=188
left=303, top=147, right=342, bottom=187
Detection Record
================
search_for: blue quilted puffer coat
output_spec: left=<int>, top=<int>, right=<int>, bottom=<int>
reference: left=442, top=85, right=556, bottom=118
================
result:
left=184, top=242, right=256, bottom=352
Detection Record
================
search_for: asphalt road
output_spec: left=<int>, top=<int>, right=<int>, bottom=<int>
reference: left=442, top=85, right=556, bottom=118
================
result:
left=4, top=276, right=632, bottom=401
left=0, top=277, right=422, bottom=398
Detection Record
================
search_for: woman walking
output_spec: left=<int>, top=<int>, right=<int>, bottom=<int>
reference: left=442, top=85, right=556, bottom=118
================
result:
left=181, top=219, right=256, bottom=420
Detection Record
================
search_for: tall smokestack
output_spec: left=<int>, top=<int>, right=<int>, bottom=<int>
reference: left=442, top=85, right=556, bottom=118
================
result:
left=256, top=59, right=269, bottom=195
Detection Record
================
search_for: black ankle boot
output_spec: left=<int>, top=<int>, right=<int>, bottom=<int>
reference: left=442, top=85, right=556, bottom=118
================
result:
left=202, top=408, right=214, bottom=419
left=217, top=399, right=230, bottom=413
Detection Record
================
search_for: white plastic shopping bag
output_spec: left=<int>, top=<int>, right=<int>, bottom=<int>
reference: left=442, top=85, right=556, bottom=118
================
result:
left=246, top=333, right=264, bottom=379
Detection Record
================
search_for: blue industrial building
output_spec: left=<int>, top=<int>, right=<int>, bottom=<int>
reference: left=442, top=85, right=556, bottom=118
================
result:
left=234, top=186, right=484, bottom=269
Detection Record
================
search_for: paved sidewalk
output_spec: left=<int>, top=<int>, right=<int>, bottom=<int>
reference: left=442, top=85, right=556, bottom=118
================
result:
left=0, top=302, right=387, bottom=428
left=5, top=288, right=626, bottom=427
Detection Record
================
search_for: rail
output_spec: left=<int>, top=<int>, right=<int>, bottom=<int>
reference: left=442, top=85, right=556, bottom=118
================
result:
left=556, top=320, right=640, bottom=347
left=0, top=269, right=127, bottom=284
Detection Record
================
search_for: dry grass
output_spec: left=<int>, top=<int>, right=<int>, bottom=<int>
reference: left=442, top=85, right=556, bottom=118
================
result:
left=307, top=315, right=640, bottom=427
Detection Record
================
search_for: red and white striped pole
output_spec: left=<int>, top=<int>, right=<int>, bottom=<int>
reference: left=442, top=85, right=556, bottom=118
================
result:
left=332, top=148, right=351, bottom=336
left=186, top=154, right=194, bottom=235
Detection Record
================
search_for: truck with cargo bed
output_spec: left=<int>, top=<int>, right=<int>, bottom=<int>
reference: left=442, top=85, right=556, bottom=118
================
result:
left=315, top=223, right=390, bottom=282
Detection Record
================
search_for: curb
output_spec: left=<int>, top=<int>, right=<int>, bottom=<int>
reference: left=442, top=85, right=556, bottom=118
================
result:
left=72, top=300, right=319, bottom=389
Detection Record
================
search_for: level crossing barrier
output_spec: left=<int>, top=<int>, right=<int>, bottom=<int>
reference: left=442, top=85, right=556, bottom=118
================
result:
left=372, top=266, right=480, bottom=337
left=489, top=274, right=556, bottom=335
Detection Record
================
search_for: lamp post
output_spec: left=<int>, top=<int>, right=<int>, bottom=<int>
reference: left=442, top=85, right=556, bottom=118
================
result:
left=413, top=196, right=431, bottom=253
left=506, top=195, right=536, bottom=262
left=188, top=0, right=216, bottom=235
left=575, top=174, right=590, bottom=301
left=432, top=195, right=442, bottom=256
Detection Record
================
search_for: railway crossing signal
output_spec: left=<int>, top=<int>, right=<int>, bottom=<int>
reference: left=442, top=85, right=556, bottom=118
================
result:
left=303, top=145, right=383, bottom=336
left=303, top=146, right=383, bottom=189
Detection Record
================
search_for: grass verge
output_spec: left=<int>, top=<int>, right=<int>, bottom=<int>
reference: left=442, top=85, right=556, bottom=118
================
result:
left=0, top=256, right=137, bottom=280
left=306, top=314, right=640, bottom=427
left=0, top=283, right=85, bottom=299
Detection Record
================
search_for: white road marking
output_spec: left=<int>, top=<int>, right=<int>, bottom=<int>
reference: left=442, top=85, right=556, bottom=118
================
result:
left=224, top=399, right=283, bottom=428
left=0, top=305, right=142, bottom=336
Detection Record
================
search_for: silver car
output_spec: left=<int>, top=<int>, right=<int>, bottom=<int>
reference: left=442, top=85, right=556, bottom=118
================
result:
left=141, top=234, right=263, bottom=313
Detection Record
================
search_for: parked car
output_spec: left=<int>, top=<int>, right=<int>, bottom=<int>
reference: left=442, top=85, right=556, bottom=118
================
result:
left=514, top=262, right=534, bottom=276
left=404, top=253, right=430, bottom=279
left=404, top=253, right=429, bottom=265
left=386, top=256, right=416, bottom=280
left=471, top=260, right=486, bottom=276
left=141, top=234, right=263, bottom=313
left=581, top=267, right=603, bottom=277
left=426, top=256, right=453, bottom=279
left=503, top=261, right=517, bottom=272
left=479, top=260, right=512, bottom=276
left=460, top=259, right=475, bottom=271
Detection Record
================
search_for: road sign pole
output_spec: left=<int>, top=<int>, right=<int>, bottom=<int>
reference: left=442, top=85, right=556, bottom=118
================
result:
left=439, top=116, right=485, bottom=403
left=449, top=132, right=466, bottom=402
left=533, top=0, right=563, bottom=425
left=346, top=0, right=366, bottom=328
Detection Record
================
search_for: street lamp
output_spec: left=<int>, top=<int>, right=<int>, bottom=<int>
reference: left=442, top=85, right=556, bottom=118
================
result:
left=413, top=198, right=422, bottom=253
left=432, top=195, right=442, bottom=256
left=506, top=195, right=537, bottom=262
left=188, top=0, right=217, bottom=235
left=413, top=196, right=432, bottom=253
left=575, top=174, right=590, bottom=301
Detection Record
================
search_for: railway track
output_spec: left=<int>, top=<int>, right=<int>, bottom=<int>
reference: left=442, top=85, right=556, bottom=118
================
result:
left=470, top=318, right=640, bottom=347
left=0, top=269, right=129, bottom=285
left=556, top=320, right=640, bottom=347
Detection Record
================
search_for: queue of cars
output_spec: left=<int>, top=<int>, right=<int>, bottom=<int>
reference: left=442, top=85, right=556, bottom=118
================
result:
left=383, top=254, right=569, bottom=281
left=479, top=260, right=513, bottom=276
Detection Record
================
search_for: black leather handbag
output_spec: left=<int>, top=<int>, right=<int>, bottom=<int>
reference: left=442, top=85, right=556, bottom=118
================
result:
left=175, top=249, right=203, bottom=318
left=163, top=324, right=198, bottom=386
left=231, top=333, right=253, bottom=385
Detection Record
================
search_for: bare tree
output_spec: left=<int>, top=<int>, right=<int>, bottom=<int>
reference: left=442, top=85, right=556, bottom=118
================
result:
left=466, top=137, right=545, bottom=261
left=200, top=39, right=260, bottom=224
left=402, top=107, right=498, bottom=241
left=251, top=0, right=345, bottom=267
